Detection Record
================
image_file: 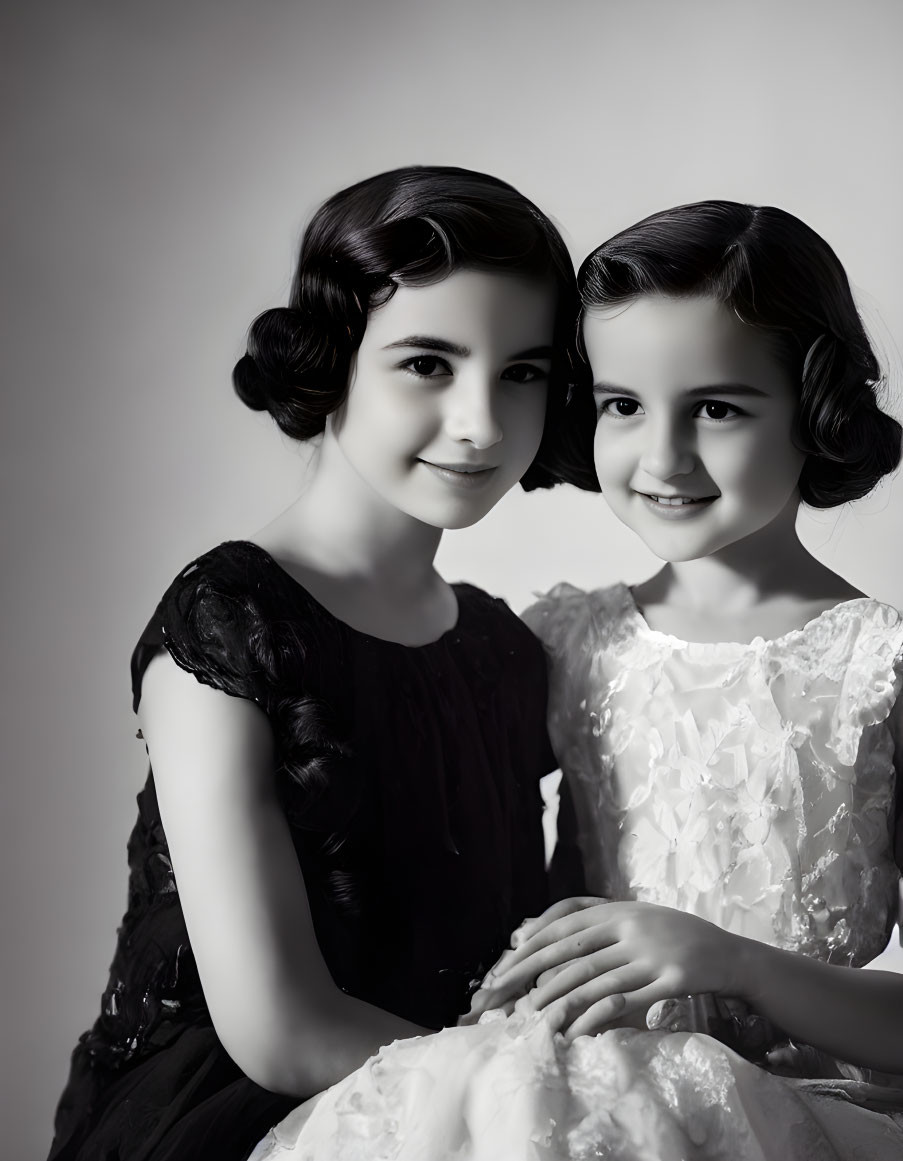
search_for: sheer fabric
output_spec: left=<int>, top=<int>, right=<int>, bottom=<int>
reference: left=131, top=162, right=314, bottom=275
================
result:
left=530, top=584, right=903, bottom=964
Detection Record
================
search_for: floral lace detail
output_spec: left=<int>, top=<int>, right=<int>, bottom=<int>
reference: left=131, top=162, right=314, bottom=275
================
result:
left=526, top=584, right=903, bottom=966
left=253, top=1010, right=903, bottom=1160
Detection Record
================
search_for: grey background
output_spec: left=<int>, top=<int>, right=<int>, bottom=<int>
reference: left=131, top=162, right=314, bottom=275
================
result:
left=5, top=1, right=903, bottom=1156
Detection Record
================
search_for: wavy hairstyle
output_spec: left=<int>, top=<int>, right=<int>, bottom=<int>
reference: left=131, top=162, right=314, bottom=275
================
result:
left=548, top=201, right=901, bottom=505
left=233, top=165, right=578, bottom=490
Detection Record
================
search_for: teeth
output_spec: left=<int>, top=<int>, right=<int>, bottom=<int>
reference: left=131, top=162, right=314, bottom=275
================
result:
left=649, top=495, right=698, bottom=506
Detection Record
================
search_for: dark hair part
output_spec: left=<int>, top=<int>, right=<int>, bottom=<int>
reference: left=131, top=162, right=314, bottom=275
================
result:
left=233, top=165, right=578, bottom=490
left=552, top=200, right=901, bottom=506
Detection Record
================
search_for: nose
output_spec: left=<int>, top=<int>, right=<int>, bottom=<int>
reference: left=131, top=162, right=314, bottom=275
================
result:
left=443, top=374, right=503, bottom=450
left=638, top=415, right=696, bottom=480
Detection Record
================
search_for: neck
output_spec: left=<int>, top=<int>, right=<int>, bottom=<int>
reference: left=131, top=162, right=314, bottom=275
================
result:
left=648, top=499, right=831, bottom=613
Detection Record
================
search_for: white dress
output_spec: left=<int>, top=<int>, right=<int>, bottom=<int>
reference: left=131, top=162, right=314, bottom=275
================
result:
left=252, top=585, right=903, bottom=1161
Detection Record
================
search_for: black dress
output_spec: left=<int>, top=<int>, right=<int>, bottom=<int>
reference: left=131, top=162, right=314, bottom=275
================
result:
left=49, top=542, right=553, bottom=1161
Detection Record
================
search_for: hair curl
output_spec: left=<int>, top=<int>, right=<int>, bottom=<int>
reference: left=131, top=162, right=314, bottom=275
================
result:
left=233, top=166, right=579, bottom=490
left=545, top=201, right=901, bottom=506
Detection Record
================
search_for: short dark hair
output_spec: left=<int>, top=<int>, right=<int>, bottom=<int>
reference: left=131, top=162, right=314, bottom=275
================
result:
left=547, top=200, right=901, bottom=506
left=233, top=166, right=578, bottom=490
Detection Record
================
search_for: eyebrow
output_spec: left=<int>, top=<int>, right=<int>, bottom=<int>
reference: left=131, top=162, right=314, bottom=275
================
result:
left=592, top=381, right=771, bottom=398
left=383, top=335, right=554, bottom=361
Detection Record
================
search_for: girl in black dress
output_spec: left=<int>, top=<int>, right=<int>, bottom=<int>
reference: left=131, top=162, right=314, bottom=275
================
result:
left=48, top=166, right=581, bottom=1161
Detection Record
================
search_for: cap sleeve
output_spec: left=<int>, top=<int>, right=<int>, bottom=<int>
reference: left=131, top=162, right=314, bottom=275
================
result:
left=131, top=547, right=271, bottom=713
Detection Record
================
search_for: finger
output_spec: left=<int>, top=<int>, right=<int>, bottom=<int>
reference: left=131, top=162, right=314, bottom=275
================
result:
left=513, top=992, right=536, bottom=1017
left=536, top=960, right=576, bottom=989
left=488, top=908, right=617, bottom=984
left=480, top=929, right=618, bottom=1009
left=543, top=965, right=651, bottom=1036
left=467, top=987, right=501, bottom=1018
left=511, top=897, right=605, bottom=947
left=557, top=993, right=627, bottom=1040
left=469, top=970, right=535, bottom=1017
left=482, top=909, right=565, bottom=984
left=507, top=916, right=536, bottom=952
left=481, top=907, right=595, bottom=981
left=482, top=927, right=537, bottom=982
left=483, top=949, right=517, bottom=982
left=457, top=996, right=517, bottom=1027
left=529, top=947, right=630, bottom=1011
left=564, top=980, right=669, bottom=1041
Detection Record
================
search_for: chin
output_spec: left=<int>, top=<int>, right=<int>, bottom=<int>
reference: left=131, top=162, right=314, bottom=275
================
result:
left=653, top=546, right=715, bottom=564
left=650, top=528, right=772, bottom=564
left=409, top=500, right=497, bottom=532
left=620, top=525, right=719, bottom=564
left=442, top=504, right=498, bottom=531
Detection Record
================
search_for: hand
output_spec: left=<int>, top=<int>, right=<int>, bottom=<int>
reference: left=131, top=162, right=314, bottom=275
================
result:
left=459, top=898, right=605, bottom=1026
left=470, top=898, right=747, bottom=1041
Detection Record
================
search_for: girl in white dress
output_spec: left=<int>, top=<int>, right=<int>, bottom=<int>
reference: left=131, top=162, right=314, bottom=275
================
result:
left=254, top=203, right=903, bottom=1160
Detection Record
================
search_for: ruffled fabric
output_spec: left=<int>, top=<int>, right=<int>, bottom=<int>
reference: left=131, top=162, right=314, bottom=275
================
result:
left=527, top=584, right=903, bottom=966
left=251, top=1011, right=903, bottom=1160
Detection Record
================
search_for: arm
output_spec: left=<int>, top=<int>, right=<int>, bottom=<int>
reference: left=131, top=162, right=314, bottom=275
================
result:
left=735, top=940, right=903, bottom=1072
left=139, top=651, right=428, bottom=1097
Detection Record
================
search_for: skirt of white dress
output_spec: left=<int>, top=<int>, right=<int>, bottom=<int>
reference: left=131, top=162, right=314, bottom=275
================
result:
left=249, top=1011, right=903, bottom=1161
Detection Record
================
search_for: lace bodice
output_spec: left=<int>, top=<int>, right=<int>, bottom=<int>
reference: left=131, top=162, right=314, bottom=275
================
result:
left=525, top=584, right=903, bottom=967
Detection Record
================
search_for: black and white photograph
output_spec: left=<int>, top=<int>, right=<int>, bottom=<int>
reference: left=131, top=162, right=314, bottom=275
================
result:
left=5, top=2, right=903, bottom=1157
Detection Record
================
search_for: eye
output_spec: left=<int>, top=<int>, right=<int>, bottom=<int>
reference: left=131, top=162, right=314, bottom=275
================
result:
left=399, top=355, right=452, bottom=379
left=597, top=396, right=643, bottom=418
left=500, top=363, right=549, bottom=384
left=694, top=400, right=743, bottom=421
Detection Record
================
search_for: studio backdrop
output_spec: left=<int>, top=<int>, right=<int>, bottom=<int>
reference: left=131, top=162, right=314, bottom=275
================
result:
left=4, top=3, right=902, bottom=1157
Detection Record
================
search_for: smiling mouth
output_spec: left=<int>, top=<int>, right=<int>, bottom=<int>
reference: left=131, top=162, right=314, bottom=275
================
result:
left=421, top=460, right=495, bottom=473
left=418, top=459, right=498, bottom=488
left=636, top=491, right=718, bottom=518
left=644, top=494, right=714, bottom=506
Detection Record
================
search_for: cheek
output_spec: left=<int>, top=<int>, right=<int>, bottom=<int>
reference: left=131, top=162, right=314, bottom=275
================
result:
left=347, top=387, right=433, bottom=445
left=593, top=425, right=632, bottom=484
left=722, top=430, right=805, bottom=499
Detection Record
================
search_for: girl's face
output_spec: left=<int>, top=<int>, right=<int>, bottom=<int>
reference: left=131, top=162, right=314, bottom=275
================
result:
left=330, top=268, right=555, bottom=529
left=584, top=294, right=806, bottom=563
